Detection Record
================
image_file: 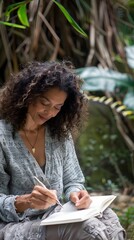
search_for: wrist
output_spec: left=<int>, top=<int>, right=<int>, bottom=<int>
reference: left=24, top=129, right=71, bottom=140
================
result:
left=15, top=194, right=31, bottom=213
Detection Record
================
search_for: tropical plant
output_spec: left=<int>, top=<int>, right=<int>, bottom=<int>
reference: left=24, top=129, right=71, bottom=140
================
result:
left=0, top=0, right=134, bottom=74
left=0, top=0, right=31, bottom=29
left=0, top=0, right=89, bottom=81
left=76, top=100, right=133, bottom=192
left=119, top=206, right=134, bottom=229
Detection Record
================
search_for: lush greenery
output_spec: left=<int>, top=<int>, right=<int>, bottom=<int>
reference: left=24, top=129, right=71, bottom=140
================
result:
left=76, top=102, right=132, bottom=192
left=119, top=206, right=134, bottom=229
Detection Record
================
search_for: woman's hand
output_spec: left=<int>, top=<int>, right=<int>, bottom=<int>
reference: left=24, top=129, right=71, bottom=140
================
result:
left=15, top=185, right=58, bottom=212
left=29, top=185, right=57, bottom=209
left=70, top=190, right=92, bottom=209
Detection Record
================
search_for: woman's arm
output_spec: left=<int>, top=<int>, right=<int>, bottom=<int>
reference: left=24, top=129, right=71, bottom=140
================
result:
left=0, top=146, right=22, bottom=222
left=63, top=135, right=86, bottom=200
left=0, top=146, right=57, bottom=222
left=63, top=135, right=92, bottom=209
left=15, top=186, right=58, bottom=213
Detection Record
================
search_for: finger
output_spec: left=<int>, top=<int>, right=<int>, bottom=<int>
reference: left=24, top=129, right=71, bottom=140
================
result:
left=31, top=188, right=57, bottom=206
left=76, top=190, right=89, bottom=199
left=34, top=186, right=58, bottom=202
left=72, top=190, right=91, bottom=208
left=32, top=190, right=57, bottom=204
left=29, top=193, right=56, bottom=210
left=30, top=196, right=56, bottom=209
left=75, top=199, right=91, bottom=209
left=70, top=193, right=80, bottom=204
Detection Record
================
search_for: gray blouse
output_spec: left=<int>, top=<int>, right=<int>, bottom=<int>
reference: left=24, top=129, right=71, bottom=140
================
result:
left=0, top=120, right=85, bottom=223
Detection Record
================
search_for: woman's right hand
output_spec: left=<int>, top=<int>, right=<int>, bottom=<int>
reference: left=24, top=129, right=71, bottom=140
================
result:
left=29, top=185, right=58, bottom=209
left=15, top=185, right=58, bottom=212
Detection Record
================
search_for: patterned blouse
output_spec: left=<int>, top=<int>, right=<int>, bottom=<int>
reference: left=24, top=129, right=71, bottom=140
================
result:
left=0, top=119, right=85, bottom=223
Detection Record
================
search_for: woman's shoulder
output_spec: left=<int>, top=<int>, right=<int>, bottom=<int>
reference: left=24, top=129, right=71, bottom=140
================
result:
left=0, top=119, right=12, bottom=134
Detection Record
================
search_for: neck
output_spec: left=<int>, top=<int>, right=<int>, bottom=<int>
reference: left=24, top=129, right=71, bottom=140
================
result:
left=23, top=126, right=39, bottom=132
left=24, top=113, right=39, bottom=131
left=22, top=127, right=40, bottom=154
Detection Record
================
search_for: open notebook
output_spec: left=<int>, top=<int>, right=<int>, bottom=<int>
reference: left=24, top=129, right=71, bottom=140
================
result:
left=41, top=195, right=116, bottom=225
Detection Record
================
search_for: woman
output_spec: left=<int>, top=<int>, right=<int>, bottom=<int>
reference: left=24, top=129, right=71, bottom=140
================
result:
left=0, top=61, right=125, bottom=239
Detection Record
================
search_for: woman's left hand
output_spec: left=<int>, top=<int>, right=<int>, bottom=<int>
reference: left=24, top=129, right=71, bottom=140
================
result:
left=70, top=190, right=92, bottom=209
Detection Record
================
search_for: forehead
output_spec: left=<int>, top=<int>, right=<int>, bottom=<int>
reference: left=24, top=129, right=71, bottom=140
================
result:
left=41, top=87, right=67, bottom=103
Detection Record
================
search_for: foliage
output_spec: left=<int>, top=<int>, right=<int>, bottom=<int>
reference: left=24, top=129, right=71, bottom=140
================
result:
left=76, top=101, right=132, bottom=192
left=76, top=62, right=134, bottom=162
left=116, top=1, right=134, bottom=47
left=53, top=0, right=87, bottom=37
left=76, top=66, right=134, bottom=110
left=86, top=95, right=134, bottom=118
left=118, top=206, right=134, bottom=229
left=0, top=0, right=90, bottom=81
left=0, top=1, right=31, bottom=28
left=0, top=0, right=87, bottom=36
left=1, top=0, right=134, bottom=77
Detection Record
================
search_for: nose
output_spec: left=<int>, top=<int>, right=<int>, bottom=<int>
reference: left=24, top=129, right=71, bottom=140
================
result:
left=44, top=108, right=55, bottom=118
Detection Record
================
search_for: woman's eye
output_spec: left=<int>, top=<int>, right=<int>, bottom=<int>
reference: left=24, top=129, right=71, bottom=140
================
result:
left=55, top=106, right=62, bottom=111
left=41, top=101, right=49, bottom=106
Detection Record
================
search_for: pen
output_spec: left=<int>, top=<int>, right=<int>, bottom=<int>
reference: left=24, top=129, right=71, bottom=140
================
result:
left=33, top=176, right=63, bottom=207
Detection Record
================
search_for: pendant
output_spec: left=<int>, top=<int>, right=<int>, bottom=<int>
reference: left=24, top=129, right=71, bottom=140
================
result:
left=32, top=148, right=35, bottom=154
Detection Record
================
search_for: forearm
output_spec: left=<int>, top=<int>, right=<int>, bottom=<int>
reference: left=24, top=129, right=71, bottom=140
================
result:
left=14, top=194, right=31, bottom=213
left=0, top=195, right=21, bottom=222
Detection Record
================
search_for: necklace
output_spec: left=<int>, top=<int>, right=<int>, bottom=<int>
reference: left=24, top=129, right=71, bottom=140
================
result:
left=24, top=128, right=39, bottom=154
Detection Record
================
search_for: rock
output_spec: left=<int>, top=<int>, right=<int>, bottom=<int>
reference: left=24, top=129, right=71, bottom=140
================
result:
left=116, top=195, right=131, bottom=204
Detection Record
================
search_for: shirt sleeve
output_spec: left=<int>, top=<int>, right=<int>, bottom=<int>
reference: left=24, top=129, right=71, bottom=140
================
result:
left=0, top=145, right=25, bottom=222
left=63, top=135, right=86, bottom=201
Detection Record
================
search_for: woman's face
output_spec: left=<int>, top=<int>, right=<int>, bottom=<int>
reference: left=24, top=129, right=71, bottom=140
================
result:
left=28, top=87, right=67, bottom=127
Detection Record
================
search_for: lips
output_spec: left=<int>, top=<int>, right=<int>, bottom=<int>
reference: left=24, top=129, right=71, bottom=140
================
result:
left=38, top=114, right=48, bottom=122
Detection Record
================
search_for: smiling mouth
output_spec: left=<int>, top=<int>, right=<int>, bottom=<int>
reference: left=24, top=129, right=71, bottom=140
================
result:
left=38, top=114, right=48, bottom=121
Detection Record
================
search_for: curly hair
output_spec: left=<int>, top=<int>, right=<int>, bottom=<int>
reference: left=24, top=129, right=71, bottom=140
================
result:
left=0, top=61, right=88, bottom=139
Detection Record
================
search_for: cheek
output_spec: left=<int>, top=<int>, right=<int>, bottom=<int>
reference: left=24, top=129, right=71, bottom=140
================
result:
left=38, top=107, right=46, bottom=112
left=50, top=109, right=61, bottom=118
left=53, top=112, right=59, bottom=117
left=36, top=103, right=46, bottom=112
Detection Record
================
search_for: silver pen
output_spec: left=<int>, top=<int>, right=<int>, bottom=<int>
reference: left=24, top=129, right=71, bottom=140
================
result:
left=33, top=176, right=62, bottom=207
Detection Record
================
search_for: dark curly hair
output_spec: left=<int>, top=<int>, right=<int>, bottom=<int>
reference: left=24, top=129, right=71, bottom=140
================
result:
left=0, top=61, right=88, bottom=139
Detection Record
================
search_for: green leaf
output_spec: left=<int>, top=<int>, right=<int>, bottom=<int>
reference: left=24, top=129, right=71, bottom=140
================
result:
left=53, top=0, right=88, bottom=38
left=6, top=1, right=26, bottom=12
left=17, top=4, right=29, bottom=27
left=0, top=21, right=26, bottom=29
left=4, top=1, right=31, bottom=25
left=5, top=1, right=26, bottom=20
left=76, top=67, right=134, bottom=110
left=76, top=67, right=134, bottom=90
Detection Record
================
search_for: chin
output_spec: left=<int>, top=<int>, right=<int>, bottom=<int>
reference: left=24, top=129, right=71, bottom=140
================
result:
left=39, top=119, right=48, bottom=125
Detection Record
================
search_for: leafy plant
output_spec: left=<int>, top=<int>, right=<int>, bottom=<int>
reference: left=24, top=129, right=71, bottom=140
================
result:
left=76, top=66, right=134, bottom=156
left=76, top=66, right=134, bottom=110
left=0, top=0, right=88, bottom=38
left=53, top=0, right=87, bottom=37
left=118, top=206, right=134, bottom=229
left=0, top=1, right=31, bottom=28
left=76, top=101, right=132, bottom=192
